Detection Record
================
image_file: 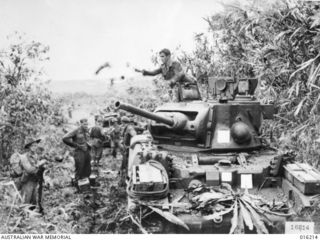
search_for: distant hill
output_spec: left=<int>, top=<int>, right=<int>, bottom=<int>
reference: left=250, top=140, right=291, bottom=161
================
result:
left=48, top=76, right=155, bottom=95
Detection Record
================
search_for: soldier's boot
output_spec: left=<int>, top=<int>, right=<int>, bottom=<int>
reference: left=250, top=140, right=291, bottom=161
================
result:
left=93, top=159, right=98, bottom=167
left=112, top=149, right=117, bottom=158
left=75, top=184, right=80, bottom=194
left=34, top=205, right=44, bottom=214
left=96, top=158, right=102, bottom=167
left=74, top=178, right=81, bottom=194
left=28, top=205, right=37, bottom=211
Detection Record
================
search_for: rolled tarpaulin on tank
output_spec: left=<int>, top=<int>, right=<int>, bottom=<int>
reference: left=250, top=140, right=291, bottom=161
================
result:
left=198, top=155, right=236, bottom=165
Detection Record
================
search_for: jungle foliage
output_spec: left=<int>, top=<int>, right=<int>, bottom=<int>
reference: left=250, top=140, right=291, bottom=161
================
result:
left=178, top=0, right=320, bottom=166
left=0, top=33, right=64, bottom=165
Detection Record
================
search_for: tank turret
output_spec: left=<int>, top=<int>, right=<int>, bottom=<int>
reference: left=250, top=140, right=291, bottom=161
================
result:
left=115, top=77, right=274, bottom=152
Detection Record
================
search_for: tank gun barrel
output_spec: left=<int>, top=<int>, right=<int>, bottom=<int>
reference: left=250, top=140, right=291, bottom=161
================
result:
left=115, top=101, right=174, bottom=126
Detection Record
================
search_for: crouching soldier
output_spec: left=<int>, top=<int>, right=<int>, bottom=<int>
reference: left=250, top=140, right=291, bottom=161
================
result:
left=10, top=137, right=47, bottom=210
left=63, top=118, right=91, bottom=192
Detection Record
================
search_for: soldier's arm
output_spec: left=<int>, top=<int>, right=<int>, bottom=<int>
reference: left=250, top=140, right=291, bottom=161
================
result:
left=20, top=155, right=38, bottom=174
left=89, top=127, right=94, bottom=138
left=62, top=129, right=79, bottom=148
left=142, top=68, right=162, bottom=76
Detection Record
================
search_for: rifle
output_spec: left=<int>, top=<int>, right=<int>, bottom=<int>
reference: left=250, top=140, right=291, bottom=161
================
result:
left=37, top=166, right=45, bottom=214
left=36, top=156, right=62, bottom=214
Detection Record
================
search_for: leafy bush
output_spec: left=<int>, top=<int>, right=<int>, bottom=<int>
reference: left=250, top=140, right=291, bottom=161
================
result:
left=0, top=33, right=64, bottom=166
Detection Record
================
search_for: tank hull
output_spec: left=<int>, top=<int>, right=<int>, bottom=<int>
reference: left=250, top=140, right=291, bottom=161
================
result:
left=125, top=135, right=309, bottom=234
left=114, top=94, right=317, bottom=234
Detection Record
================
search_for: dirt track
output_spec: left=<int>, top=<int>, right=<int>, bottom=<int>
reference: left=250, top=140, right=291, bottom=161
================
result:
left=41, top=151, right=136, bottom=234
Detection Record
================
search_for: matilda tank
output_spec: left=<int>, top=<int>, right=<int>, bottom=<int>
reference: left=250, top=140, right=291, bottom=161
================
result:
left=115, top=77, right=320, bottom=234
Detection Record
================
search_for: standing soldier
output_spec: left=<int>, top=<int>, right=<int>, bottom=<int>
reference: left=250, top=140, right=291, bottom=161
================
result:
left=63, top=118, right=91, bottom=191
left=120, top=116, right=136, bottom=186
left=10, top=137, right=47, bottom=210
left=109, top=118, right=122, bottom=158
left=90, top=116, right=105, bottom=166
left=67, top=104, right=73, bottom=119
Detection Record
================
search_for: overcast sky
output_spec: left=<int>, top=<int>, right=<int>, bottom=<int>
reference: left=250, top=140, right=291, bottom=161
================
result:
left=0, top=0, right=222, bottom=82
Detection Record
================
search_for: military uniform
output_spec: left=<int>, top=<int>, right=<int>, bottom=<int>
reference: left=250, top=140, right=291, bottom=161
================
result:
left=67, top=105, right=73, bottom=119
left=90, top=126, right=105, bottom=165
left=142, top=60, right=183, bottom=80
left=110, top=124, right=122, bottom=158
left=63, top=126, right=91, bottom=181
left=121, top=121, right=137, bottom=175
left=142, top=60, right=195, bottom=102
left=11, top=138, right=45, bottom=207
left=18, top=153, right=41, bottom=205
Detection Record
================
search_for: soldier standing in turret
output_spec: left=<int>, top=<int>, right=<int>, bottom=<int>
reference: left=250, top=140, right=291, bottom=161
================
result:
left=135, top=48, right=195, bottom=101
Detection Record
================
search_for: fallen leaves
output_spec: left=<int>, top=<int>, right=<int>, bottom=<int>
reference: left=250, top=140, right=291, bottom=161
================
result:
left=192, top=191, right=225, bottom=204
left=187, top=185, right=292, bottom=233
left=148, top=206, right=189, bottom=231
left=239, top=200, right=254, bottom=231
left=127, top=181, right=294, bottom=234
left=229, top=199, right=238, bottom=234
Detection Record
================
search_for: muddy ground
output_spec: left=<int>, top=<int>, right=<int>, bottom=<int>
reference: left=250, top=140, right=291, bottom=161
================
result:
left=40, top=151, right=139, bottom=234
